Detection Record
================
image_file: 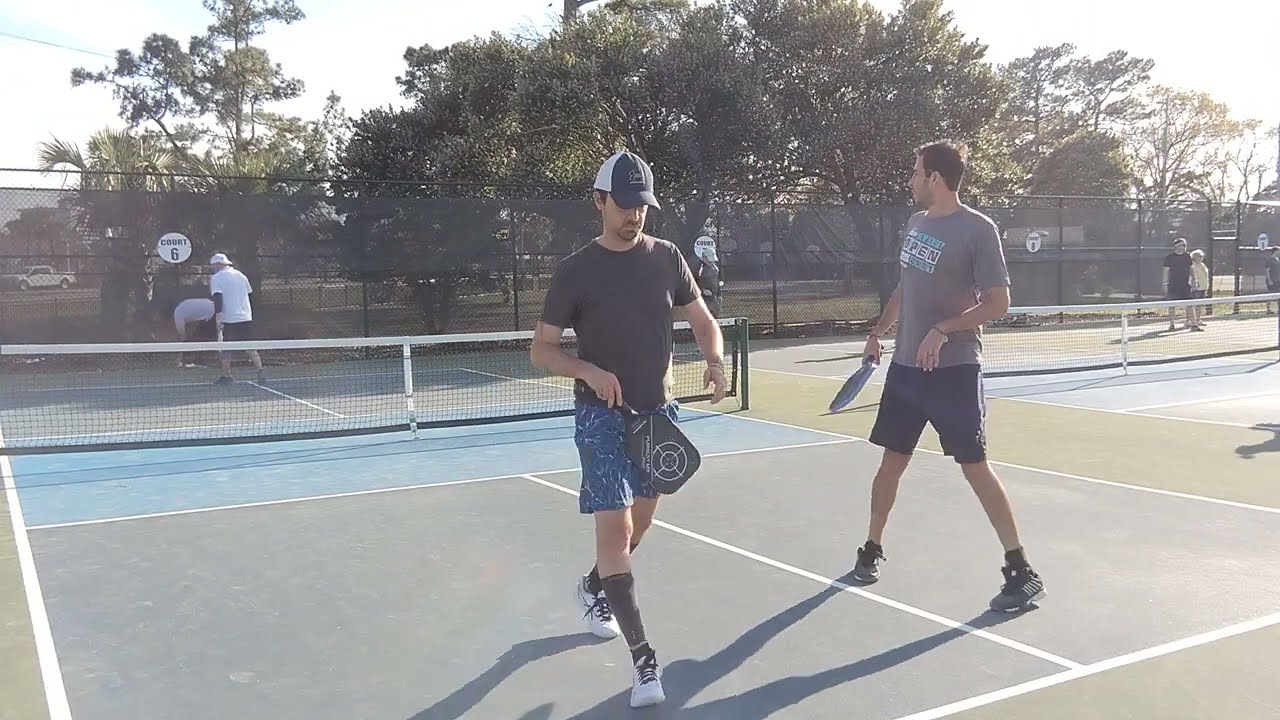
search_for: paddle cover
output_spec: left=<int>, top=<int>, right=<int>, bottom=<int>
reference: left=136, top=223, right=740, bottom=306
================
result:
left=829, top=356, right=879, bottom=413
left=624, top=410, right=702, bottom=495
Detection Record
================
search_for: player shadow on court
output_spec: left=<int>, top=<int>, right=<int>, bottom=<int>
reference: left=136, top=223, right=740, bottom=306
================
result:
left=405, top=633, right=611, bottom=720
left=507, top=573, right=1028, bottom=720
left=822, top=402, right=880, bottom=417
left=797, top=353, right=863, bottom=365
left=1235, top=423, right=1280, bottom=459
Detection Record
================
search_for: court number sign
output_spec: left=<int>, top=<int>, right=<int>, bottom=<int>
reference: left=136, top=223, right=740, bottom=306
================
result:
left=693, top=235, right=717, bottom=259
left=1259, top=233, right=1271, bottom=249
left=1025, top=231, right=1043, bottom=253
left=157, top=232, right=193, bottom=264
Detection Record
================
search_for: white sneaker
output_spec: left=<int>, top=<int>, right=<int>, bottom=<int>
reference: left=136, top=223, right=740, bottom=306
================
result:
left=576, top=576, right=620, bottom=640
left=630, top=649, right=665, bottom=708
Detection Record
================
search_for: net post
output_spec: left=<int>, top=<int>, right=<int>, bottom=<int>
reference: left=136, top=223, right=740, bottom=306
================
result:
left=1120, top=309, right=1130, bottom=375
left=402, top=342, right=418, bottom=438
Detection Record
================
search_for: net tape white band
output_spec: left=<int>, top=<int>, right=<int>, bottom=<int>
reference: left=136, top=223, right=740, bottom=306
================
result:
left=1, top=317, right=744, bottom=356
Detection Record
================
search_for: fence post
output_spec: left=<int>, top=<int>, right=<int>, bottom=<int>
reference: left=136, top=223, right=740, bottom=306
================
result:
left=1234, top=201, right=1243, bottom=314
left=510, top=212, right=520, bottom=332
left=1056, top=197, right=1065, bottom=306
left=769, top=197, right=778, bottom=335
left=1206, top=200, right=1216, bottom=301
left=876, top=205, right=887, bottom=312
left=736, top=316, right=750, bottom=411
left=1135, top=198, right=1144, bottom=300
left=359, top=234, right=371, bottom=337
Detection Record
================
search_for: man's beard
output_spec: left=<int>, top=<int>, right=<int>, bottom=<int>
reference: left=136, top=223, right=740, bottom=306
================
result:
left=618, top=225, right=641, bottom=240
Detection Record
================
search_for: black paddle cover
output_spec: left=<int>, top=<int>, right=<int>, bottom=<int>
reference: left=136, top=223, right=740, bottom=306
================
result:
left=623, top=408, right=701, bottom=495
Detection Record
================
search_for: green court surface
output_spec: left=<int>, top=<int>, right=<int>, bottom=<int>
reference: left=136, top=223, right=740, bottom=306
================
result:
left=945, top=622, right=1280, bottom=720
left=2, top=362, right=1278, bottom=719
left=1, top=489, right=46, bottom=720
left=734, top=365, right=1280, bottom=719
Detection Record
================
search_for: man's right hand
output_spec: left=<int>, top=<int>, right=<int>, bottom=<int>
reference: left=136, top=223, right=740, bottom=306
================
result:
left=863, top=334, right=883, bottom=363
left=582, top=366, right=624, bottom=408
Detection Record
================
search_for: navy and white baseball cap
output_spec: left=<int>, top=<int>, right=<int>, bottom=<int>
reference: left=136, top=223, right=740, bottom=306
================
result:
left=593, top=151, right=660, bottom=210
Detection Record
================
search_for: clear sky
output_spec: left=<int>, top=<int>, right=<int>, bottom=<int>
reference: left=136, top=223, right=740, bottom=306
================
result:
left=2, top=0, right=1276, bottom=189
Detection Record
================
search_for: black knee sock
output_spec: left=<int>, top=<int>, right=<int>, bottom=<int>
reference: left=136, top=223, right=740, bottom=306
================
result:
left=1004, top=547, right=1029, bottom=569
left=599, top=572, right=650, bottom=660
left=586, top=541, right=640, bottom=595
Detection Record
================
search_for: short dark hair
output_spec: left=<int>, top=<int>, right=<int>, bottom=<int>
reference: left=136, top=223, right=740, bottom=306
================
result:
left=916, top=140, right=968, bottom=191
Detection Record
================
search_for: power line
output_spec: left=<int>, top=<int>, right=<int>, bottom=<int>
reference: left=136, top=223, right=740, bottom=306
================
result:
left=0, top=30, right=113, bottom=59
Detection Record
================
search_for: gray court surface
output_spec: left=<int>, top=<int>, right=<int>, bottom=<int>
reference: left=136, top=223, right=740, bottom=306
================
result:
left=25, top=440, right=1280, bottom=719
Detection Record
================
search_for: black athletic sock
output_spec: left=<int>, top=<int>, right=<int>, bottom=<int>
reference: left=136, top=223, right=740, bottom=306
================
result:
left=863, top=539, right=883, bottom=554
left=630, top=641, right=653, bottom=664
left=587, top=541, right=640, bottom=595
left=600, top=572, right=648, bottom=650
left=1004, top=547, right=1029, bottom=569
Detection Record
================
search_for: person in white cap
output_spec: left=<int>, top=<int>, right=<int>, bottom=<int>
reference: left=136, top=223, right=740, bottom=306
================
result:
left=207, top=252, right=263, bottom=383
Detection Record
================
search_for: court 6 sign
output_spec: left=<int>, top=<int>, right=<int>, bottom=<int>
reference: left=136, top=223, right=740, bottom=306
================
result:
left=157, top=232, right=193, bottom=264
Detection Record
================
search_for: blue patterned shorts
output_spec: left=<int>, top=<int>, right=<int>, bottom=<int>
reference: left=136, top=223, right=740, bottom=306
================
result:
left=574, top=400, right=680, bottom=514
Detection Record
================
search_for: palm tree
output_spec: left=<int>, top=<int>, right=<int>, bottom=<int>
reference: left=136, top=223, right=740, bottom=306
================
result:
left=37, top=128, right=184, bottom=340
left=37, top=129, right=181, bottom=192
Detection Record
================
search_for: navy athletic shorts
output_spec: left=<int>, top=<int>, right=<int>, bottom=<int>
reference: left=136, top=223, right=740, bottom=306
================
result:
left=574, top=399, right=679, bottom=514
left=869, top=361, right=987, bottom=464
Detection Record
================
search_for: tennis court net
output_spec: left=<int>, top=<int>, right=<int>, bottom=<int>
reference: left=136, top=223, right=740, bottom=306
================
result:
left=0, top=317, right=749, bottom=454
left=980, top=293, right=1280, bottom=377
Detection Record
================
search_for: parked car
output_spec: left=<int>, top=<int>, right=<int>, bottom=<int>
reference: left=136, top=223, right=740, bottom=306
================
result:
left=0, top=266, right=77, bottom=290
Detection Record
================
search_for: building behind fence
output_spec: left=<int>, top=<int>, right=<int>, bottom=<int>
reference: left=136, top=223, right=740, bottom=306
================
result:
left=1, top=172, right=1277, bottom=344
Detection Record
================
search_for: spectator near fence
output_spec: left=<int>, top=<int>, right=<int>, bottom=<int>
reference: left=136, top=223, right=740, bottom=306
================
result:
left=1162, top=238, right=1195, bottom=331
left=691, top=237, right=722, bottom=317
left=172, top=297, right=217, bottom=367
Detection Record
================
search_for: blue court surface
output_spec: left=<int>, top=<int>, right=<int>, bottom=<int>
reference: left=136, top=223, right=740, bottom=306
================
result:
left=8, top=366, right=1280, bottom=720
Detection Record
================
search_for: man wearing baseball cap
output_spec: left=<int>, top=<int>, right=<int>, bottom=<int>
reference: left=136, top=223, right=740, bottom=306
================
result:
left=208, top=252, right=263, bottom=384
left=530, top=151, right=727, bottom=708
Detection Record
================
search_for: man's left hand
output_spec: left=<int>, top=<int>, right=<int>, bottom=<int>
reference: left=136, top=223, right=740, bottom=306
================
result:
left=915, top=327, right=948, bottom=371
left=704, top=363, right=727, bottom=404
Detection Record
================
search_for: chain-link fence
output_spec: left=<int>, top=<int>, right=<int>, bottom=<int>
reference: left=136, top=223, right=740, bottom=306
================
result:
left=0, top=173, right=1271, bottom=344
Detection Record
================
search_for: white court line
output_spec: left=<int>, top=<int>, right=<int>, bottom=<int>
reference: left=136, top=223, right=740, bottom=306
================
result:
left=717, top=370, right=1280, bottom=515
left=518, top=473, right=1081, bottom=671
left=23, top=438, right=855, bottom=531
left=456, top=367, right=570, bottom=393
left=0, top=428, right=73, bottom=719
left=755, top=367, right=847, bottom=381
left=888, top=610, right=1280, bottom=720
left=984, top=394, right=1267, bottom=430
left=754, top=365, right=1276, bottom=431
left=245, top=381, right=345, bottom=418
left=27, top=475, right=524, bottom=531
left=1120, top=389, right=1280, bottom=412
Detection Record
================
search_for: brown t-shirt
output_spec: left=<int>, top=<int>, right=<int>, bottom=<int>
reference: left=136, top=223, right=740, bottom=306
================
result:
left=540, top=234, right=700, bottom=410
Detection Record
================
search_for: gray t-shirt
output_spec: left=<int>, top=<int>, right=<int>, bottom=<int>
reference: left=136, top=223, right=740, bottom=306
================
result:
left=894, top=205, right=1010, bottom=369
left=540, top=234, right=700, bottom=410
left=1266, top=253, right=1280, bottom=289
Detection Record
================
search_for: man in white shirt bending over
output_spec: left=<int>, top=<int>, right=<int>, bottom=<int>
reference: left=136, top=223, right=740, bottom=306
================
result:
left=172, top=296, right=216, bottom=367
left=208, top=252, right=263, bottom=384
